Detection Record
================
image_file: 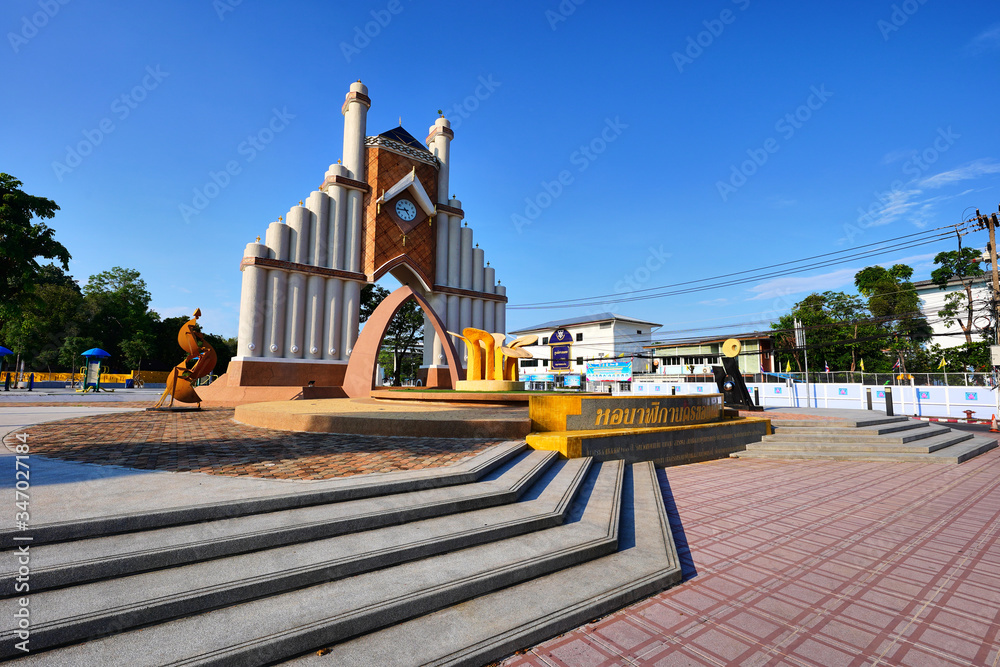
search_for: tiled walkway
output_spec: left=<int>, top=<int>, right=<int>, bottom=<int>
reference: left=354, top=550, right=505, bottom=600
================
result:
left=1, top=408, right=499, bottom=480
left=503, top=442, right=1000, bottom=666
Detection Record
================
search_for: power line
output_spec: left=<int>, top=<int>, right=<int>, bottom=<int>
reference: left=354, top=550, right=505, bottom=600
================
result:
left=510, top=225, right=966, bottom=310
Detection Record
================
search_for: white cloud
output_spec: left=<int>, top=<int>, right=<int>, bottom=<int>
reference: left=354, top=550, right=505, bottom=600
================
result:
left=919, top=159, right=1000, bottom=189
left=881, top=148, right=916, bottom=165
left=698, top=297, right=730, bottom=306
left=745, top=252, right=938, bottom=302
left=966, top=24, right=1000, bottom=55
left=746, top=268, right=857, bottom=301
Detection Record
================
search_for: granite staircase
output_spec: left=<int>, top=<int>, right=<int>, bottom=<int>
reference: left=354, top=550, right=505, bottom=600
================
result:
left=0, top=443, right=681, bottom=666
left=735, top=414, right=997, bottom=463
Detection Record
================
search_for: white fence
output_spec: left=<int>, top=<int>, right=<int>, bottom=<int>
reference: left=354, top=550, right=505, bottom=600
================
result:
left=629, top=379, right=1000, bottom=420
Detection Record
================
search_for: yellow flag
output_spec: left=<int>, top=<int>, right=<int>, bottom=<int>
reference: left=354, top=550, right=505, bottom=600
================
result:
left=785, top=360, right=791, bottom=373
left=938, top=357, right=946, bottom=370
left=860, top=358, right=865, bottom=372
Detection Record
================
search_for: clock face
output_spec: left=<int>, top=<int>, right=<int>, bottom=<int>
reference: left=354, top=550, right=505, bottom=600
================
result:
left=395, top=199, right=417, bottom=221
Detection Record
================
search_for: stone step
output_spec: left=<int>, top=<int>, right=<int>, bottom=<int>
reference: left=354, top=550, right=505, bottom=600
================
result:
left=0, top=457, right=593, bottom=658
left=7, top=460, right=627, bottom=666
left=736, top=436, right=997, bottom=463
left=761, top=422, right=953, bottom=445
left=769, top=415, right=910, bottom=428
left=0, top=442, right=527, bottom=547
left=289, top=462, right=682, bottom=667
left=748, top=430, right=973, bottom=454
left=773, top=420, right=931, bottom=436
left=0, top=449, right=557, bottom=594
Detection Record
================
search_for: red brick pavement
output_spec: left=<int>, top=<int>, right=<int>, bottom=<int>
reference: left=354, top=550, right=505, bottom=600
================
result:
left=1, top=408, right=499, bottom=480
left=502, top=434, right=1000, bottom=666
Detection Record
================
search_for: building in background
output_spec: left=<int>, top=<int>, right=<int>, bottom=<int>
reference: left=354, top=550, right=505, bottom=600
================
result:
left=646, top=333, right=774, bottom=377
left=509, top=313, right=661, bottom=376
left=913, top=276, right=991, bottom=349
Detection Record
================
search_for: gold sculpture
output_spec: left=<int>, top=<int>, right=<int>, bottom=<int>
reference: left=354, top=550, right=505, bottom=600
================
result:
left=447, top=328, right=534, bottom=387
left=154, top=309, right=217, bottom=408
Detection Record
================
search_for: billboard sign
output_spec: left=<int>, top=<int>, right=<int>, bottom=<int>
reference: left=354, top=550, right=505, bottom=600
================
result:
left=586, top=359, right=632, bottom=382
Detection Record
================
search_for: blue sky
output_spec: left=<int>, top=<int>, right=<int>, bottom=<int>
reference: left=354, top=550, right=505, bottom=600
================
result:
left=4, top=0, right=1000, bottom=339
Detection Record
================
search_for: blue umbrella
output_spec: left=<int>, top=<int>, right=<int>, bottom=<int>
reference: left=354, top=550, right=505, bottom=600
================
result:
left=0, top=346, right=12, bottom=356
left=81, top=348, right=111, bottom=358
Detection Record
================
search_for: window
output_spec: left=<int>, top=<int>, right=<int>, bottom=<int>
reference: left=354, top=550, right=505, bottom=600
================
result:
left=637, top=329, right=642, bottom=334
left=521, top=359, right=539, bottom=367
left=576, top=333, right=583, bottom=341
left=542, top=336, right=549, bottom=345
left=542, top=359, right=549, bottom=367
left=599, top=322, right=612, bottom=329
left=576, top=357, right=583, bottom=366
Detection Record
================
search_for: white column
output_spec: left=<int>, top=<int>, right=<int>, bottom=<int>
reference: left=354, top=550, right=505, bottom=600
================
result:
left=447, top=218, right=461, bottom=287
left=263, top=221, right=289, bottom=358
left=342, top=281, right=361, bottom=361
left=483, top=265, right=496, bottom=333
left=495, top=283, right=507, bottom=335
left=237, top=241, right=268, bottom=358
left=342, top=81, right=369, bottom=180
left=304, top=191, right=328, bottom=361
left=447, top=294, right=460, bottom=337
left=324, top=164, right=349, bottom=269
left=284, top=206, right=311, bottom=359
left=472, top=246, right=484, bottom=331
left=459, top=225, right=473, bottom=336
left=324, top=278, right=343, bottom=360
left=427, top=117, right=452, bottom=205
left=341, top=182, right=365, bottom=360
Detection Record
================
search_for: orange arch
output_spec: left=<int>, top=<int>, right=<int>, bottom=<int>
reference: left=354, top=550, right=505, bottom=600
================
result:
left=341, top=285, right=462, bottom=398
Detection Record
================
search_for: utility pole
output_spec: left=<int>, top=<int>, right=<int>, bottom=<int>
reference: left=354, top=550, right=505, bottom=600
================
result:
left=971, top=206, right=1000, bottom=414
left=971, top=206, right=1000, bottom=345
left=795, top=318, right=810, bottom=408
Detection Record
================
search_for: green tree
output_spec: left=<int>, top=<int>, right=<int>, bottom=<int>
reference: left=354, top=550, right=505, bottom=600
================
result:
left=58, top=336, right=102, bottom=374
left=772, top=291, right=885, bottom=373
left=0, top=174, right=71, bottom=332
left=82, top=267, right=158, bottom=371
left=0, top=265, right=84, bottom=372
left=359, top=283, right=424, bottom=385
left=930, top=247, right=987, bottom=344
left=854, top=264, right=932, bottom=372
left=120, top=331, right=155, bottom=372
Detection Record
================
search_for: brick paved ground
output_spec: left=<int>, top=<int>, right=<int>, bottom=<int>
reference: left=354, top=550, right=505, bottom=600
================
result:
left=1, top=408, right=499, bottom=480
left=502, top=431, right=1000, bottom=666
left=0, top=401, right=157, bottom=408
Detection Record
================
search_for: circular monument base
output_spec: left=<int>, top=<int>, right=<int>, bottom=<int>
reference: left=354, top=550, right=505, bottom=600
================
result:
left=454, top=380, right=525, bottom=392
left=146, top=406, right=201, bottom=412
left=235, top=398, right=529, bottom=439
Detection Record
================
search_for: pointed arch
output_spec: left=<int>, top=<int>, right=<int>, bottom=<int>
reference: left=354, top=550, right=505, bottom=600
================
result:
left=342, top=285, right=462, bottom=397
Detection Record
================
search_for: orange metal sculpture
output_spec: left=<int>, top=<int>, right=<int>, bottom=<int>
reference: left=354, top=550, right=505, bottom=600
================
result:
left=154, top=309, right=217, bottom=408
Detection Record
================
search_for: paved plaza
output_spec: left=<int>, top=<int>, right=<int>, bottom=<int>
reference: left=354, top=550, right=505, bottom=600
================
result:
left=2, top=400, right=999, bottom=665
